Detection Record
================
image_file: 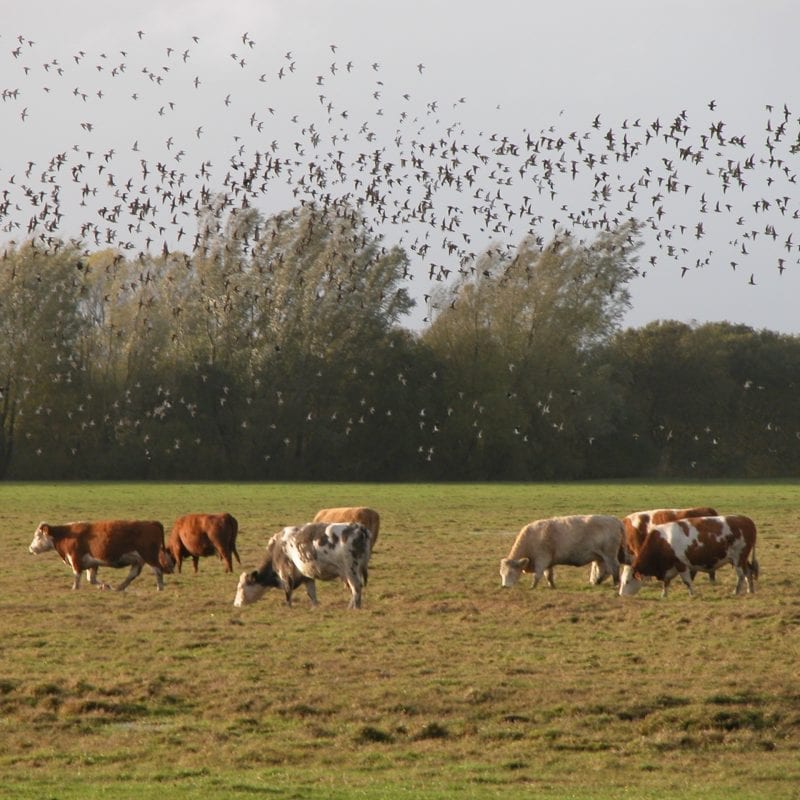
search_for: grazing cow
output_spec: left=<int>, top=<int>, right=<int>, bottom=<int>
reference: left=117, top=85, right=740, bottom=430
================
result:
left=233, top=529, right=319, bottom=608
left=312, top=507, right=380, bottom=549
left=590, top=506, right=718, bottom=584
left=500, top=515, right=623, bottom=589
left=619, top=514, right=758, bottom=598
left=234, top=522, right=372, bottom=609
left=167, top=513, right=240, bottom=573
left=28, top=520, right=174, bottom=591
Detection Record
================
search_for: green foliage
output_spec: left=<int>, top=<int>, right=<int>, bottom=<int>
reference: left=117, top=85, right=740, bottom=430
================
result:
left=2, top=213, right=800, bottom=479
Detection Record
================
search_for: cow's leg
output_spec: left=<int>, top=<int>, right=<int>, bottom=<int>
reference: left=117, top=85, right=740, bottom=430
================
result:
left=589, top=561, right=608, bottom=585
left=305, top=581, right=318, bottom=606
left=66, top=555, right=82, bottom=590
left=733, top=566, right=748, bottom=594
left=215, top=544, right=233, bottom=573
left=533, top=564, right=554, bottom=588
left=192, top=556, right=200, bottom=574
left=151, top=566, right=165, bottom=591
left=116, top=556, right=144, bottom=591
left=745, top=562, right=757, bottom=593
left=86, top=566, right=112, bottom=590
left=347, top=573, right=363, bottom=609
left=600, top=552, right=620, bottom=586
left=677, top=569, right=695, bottom=596
left=545, top=566, right=555, bottom=588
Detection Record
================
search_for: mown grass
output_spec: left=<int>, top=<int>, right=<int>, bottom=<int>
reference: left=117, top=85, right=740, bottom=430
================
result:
left=0, top=481, right=799, bottom=799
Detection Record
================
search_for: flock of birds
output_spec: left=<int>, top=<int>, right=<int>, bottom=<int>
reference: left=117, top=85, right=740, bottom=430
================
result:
left=2, top=28, right=799, bottom=304
left=2, top=28, right=799, bottom=467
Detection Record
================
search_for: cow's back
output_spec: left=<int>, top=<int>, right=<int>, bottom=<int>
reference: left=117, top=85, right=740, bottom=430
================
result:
left=285, top=522, right=371, bottom=581
left=545, top=515, right=621, bottom=561
left=75, top=520, right=165, bottom=563
left=623, top=507, right=718, bottom=558
left=313, top=507, right=380, bottom=547
left=170, top=512, right=238, bottom=550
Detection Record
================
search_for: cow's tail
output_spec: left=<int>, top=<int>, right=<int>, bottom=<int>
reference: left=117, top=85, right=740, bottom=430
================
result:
left=230, top=517, right=241, bottom=565
left=749, top=543, right=759, bottom=580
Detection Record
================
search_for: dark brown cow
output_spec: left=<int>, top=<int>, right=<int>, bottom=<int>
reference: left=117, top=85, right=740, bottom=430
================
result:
left=619, top=515, right=758, bottom=598
left=29, top=520, right=174, bottom=590
left=167, top=513, right=240, bottom=573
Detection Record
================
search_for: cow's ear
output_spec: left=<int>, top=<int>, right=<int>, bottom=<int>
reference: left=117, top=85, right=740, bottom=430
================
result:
left=516, top=557, right=530, bottom=570
left=247, top=571, right=258, bottom=584
left=39, top=523, right=49, bottom=535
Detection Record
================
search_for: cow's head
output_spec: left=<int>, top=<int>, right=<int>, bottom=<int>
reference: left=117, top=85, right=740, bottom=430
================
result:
left=29, top=523, right=55, bottom=555
left=499, top=557, right=529, bottom=588
left=618, top=565, right=643, bottom=596
left=159, top=547, right=176, bottom=574
left=233, top=570, right=268, bottom=607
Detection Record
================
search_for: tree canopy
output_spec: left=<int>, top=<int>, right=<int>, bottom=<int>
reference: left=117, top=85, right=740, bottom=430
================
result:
left=2, top=213, right=799, bottom=480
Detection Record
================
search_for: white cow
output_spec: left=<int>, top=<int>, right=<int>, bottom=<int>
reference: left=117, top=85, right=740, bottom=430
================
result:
left=500, top=515, right=623, bottom=589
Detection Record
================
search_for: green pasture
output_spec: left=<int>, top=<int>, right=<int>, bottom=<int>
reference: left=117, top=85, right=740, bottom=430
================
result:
left=0, top=481, right=798, bottom=799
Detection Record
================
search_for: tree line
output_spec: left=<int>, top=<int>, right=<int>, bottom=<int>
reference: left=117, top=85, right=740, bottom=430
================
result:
left=2, top=203, right=798, bottom=480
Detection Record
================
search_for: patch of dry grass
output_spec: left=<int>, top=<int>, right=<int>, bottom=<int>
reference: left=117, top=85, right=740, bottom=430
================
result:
left=0, top=481, right=798, bottom=798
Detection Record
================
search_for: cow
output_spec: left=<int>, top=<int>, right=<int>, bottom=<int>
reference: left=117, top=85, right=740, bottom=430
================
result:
left=590, top=506, right=719, bottom=584
left=233, top=528, right=319, bottom=608
left=28, top=520, right=174, bottom=591
left=312, top=506, right=380, bottom=549
left=234, top=522, right=372, bottom=609
left=619, top=514, right=759, bottom=598
left=499, top=515, right=623, bottom=589
left=167, top=512, right=240, bottom=573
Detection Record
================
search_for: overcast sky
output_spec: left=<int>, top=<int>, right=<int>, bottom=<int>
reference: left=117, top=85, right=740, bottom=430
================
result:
left=3, top=0, right=800, bottom=333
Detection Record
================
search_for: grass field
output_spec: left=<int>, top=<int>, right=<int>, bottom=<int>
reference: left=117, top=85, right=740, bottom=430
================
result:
left=0, top=481, right=798, bottom=799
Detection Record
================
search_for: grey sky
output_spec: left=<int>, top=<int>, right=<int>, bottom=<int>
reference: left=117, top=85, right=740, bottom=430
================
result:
left=3, top=0, right=799, bottom=333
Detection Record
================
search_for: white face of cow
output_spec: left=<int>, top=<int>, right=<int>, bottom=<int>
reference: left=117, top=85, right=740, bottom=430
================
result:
left=618, top=565, right=643, bottom=596
left=29, top=523, right=55, bottom=555
left=499, top=557, right=527, bottom=588
left=233, top=572, right=268, bottom=607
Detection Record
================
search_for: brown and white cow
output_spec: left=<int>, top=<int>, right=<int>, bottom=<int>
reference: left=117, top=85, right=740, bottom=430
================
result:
left=619, top=514, right=758, bottom=598
left=167, top=512, right=240, bottom=573
left=312, top=507, right=380, bottom=549
left=234, top=522, right=372, bottom=609
left=29, top=520, right=174, bottom=591
left=590, top=506, right=718, bottom=584
left=500, top=515, right=623, bottom=589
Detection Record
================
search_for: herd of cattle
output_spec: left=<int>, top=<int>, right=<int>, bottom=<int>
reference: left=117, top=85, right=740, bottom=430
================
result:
left=26, top=506, right=379, bottom=608
left=27, top=504, right=759, bottom=605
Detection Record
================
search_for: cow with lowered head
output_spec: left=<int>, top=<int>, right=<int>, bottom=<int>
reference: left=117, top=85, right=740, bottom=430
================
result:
left=500, top=514, right=623, bottom=589
left=234, top=522, right=372, bottom=609
left=29, top=520, right=174, bottom=591
left=619, top=514, right=759, bottom=598
left=589, top=506, right=719, bottom=584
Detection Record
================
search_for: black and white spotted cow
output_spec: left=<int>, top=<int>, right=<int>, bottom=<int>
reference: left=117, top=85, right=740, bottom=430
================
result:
left=233, top=522, right=372, bottom=609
